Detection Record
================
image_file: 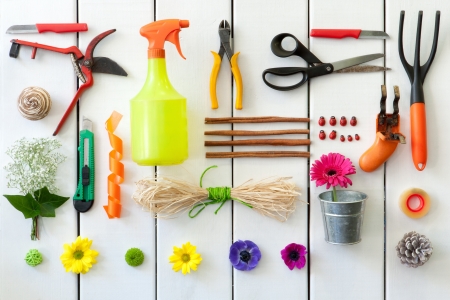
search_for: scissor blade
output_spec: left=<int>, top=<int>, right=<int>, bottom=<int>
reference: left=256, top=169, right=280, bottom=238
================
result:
left=331, top=54, right=384, bottom=71
left=91, top=57, right=128, bottom=76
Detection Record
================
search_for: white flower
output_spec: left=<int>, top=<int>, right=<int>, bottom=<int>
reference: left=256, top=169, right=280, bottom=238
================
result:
left=4, top=138, right=66, bottom=195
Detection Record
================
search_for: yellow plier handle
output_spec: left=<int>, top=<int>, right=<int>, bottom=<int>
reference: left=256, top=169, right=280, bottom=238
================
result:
left=209, top=51, right=243, bottom=110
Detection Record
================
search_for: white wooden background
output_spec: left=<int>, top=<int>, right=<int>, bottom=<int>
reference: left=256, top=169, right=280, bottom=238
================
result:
left=0, top=0, right=448, bottom=299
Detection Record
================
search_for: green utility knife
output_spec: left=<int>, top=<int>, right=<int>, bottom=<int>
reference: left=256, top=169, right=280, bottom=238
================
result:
left=74, top=117, right=95, bottom=212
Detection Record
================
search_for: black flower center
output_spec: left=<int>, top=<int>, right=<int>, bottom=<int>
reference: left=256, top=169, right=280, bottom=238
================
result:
left=240, top=250, right=251, bottom=263
left=289, top=250, right=300, bottom=261
left=327, top=170, right=337, bottom=176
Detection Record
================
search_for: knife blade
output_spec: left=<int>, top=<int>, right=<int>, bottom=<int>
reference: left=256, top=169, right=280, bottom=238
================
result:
left=6, top=23, right=88, bottom=34
left=310, top=29, right=389, bottom=39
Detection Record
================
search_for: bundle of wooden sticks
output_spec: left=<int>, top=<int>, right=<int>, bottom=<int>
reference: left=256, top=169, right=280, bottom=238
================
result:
left=205, top=116, right=310, bottom=158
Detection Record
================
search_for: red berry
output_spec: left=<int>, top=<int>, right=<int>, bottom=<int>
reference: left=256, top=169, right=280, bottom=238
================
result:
left=350, top=116, right=357, bottom=126
left=329, top=130, right=337, bottom=140
left=355, top=134, right=360, bottom=141
left=319, top=130, right=326, bottom=140
left=318, top=116, right=325, bottom=126
left=340, top=116, right=347, bottom=126
left=340, top=135, right=345, bottom=142
left=347, top=135, right=353, bottom=142
left=329, top=116, right=336, bottom=126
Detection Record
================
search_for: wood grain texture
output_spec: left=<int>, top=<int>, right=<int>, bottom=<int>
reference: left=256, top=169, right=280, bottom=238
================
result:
left=309, top=0, right=385, bottom=299
left=156, top=0, right=233, bottom=299
left=0, top=1, right=78, bottom=299
left=78, top=1, right=155, bottom=299
left=385, top=1, right=450, bottom=299
left=233, top=0, right=309, bottom=299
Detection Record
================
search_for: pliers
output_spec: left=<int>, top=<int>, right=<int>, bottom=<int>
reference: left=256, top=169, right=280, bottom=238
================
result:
left=210, top=20, right=243, bottom=110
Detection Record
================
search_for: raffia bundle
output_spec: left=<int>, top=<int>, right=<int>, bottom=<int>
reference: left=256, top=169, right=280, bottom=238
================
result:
left=132, top=166, right=303, bottom=222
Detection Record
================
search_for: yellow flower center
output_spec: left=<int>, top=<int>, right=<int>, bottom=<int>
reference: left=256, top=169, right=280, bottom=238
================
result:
left=73, top=250, right=84, bottom=260
left=181, top=254, right=190, bottom=262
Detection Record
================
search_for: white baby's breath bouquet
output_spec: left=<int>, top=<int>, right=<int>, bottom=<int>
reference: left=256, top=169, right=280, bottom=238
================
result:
left=3, top=138, right=69, bottom=240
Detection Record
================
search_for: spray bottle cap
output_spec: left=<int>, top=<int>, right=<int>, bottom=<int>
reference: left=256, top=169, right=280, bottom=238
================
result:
left=140, top=19, right=189, bottom=59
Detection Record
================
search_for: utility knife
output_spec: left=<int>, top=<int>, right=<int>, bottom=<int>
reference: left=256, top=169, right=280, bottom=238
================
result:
left=310, top=29, right=389, bottom=39
left=74, top=117, right=95, bottom=212
left=6, top=23, right=88, bottom=34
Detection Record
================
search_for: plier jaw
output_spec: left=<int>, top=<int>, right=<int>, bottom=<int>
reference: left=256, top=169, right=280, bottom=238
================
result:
left=210, top=20, right=243, bottom=110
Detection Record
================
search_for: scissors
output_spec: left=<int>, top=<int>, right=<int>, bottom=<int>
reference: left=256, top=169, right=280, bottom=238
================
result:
left=262, top=33, right=385, bottom=91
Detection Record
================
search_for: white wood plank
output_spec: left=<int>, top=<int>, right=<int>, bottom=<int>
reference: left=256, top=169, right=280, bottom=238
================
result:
left=385, top=1, right=450, bottom=299
left=156, top=0, right=233, bottom=299
left=233, top=1, right=309, bottom=299
left=0, top=0, right=78, bottom=299
left=78, top=1, right=155, bottom=299
left=309, top=0, right=385, bottom=299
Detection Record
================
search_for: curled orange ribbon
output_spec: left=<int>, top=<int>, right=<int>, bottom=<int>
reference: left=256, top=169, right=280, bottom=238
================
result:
left=104, top=111, right=124, bottom=218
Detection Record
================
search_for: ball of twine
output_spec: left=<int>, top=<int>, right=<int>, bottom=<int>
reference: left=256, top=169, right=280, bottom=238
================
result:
left=17, top=87, right=52, bottom=120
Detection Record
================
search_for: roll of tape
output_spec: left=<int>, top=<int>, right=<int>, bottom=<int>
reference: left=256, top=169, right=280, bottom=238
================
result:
left=399, top=188, right=430, bottom=218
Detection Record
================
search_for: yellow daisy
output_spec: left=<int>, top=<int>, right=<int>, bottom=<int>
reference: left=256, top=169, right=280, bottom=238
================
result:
left=60, top=236, right=99, bottom=274
left=169, top=242, right=202, bottom=275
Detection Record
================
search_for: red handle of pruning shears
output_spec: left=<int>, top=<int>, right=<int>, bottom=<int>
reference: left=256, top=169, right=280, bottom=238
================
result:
left=310, top=29, right=362, bottom=39
left=53, top=71, right=93, bottom=136
left=36, top=23, right=88, bottom=33
left=10, top=39, right=84, bottom=59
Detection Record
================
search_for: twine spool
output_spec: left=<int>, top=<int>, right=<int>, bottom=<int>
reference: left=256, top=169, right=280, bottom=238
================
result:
left=17, top=87, right=52, bottom=120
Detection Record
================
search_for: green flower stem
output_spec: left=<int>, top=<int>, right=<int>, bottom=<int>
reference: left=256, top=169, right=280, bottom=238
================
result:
left=31, top=216, right=38, bottom=241
left=332, top=186, right=338, bottom=202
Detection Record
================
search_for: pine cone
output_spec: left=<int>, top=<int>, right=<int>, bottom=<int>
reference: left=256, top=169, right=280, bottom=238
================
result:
left=395, top=231, right=433, bottom=268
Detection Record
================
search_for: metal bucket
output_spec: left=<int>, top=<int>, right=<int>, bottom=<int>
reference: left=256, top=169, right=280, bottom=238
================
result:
left=318, top=190, right=368, bottom=245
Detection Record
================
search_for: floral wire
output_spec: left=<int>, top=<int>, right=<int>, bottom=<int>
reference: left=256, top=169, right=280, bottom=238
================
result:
left=189, top=166, right=253, bottom=218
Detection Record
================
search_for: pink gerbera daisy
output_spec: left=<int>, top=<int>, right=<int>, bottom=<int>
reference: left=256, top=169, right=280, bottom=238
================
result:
left=310, top=153, right=356, bottom=189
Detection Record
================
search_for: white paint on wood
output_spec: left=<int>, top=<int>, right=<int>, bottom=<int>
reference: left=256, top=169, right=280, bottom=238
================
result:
left=309, top=0, right=385, bottom=299
left=156, top=0, right=233, bottom=299
left=0, top=0, right=78, bottom=299
left=386, top=1, right=450, bottom=299
left=78, top=1, right=156, bottom=299
left=233, top=0, right=309, bottom=299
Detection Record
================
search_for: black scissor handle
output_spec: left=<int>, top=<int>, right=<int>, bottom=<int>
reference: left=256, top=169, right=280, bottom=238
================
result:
left=262, top=63, right=333, bottom=91
left=271, top=33, right=322, bottom=65
left=262, top=67, right=309, bottom=91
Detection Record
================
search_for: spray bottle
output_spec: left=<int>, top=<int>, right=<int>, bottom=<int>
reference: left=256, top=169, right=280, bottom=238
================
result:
left=130, top=19, right=189, bottom=166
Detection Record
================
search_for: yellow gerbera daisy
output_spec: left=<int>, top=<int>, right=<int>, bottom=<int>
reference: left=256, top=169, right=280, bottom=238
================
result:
left=60, top=236, right=99, bottom=274
left=169, top=242, right=202, bottom=275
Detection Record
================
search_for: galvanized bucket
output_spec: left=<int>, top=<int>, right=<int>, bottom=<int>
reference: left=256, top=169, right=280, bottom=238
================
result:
left=318, top=190, right=368, bottom=245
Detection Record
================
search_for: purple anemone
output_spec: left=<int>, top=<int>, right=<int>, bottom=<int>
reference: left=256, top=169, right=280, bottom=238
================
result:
left=281, top=243, right=307, bottom=270
left=229, top=240, right=261, bottom=271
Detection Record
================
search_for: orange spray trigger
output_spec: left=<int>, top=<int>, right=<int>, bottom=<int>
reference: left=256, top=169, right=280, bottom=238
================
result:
left=166, top=30, right=185, bottom=59
left=359, top=85, right=406, bottom=172
left=140, top=19, right=189, bottom=59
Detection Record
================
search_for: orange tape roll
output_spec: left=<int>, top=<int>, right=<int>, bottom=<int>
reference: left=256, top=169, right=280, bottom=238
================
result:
left=104, top=111, right=124, bottom=219
left=399, top=188, right=430, bottom=218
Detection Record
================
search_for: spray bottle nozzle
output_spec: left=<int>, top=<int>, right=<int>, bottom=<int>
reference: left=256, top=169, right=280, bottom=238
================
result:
left=140, top=19, right=189, bottom=59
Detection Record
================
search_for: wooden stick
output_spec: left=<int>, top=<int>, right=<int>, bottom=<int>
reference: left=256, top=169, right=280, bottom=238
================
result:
left=205, top=116, right=310, bottom=124
left=205, top=139, right=310, bottom=146
left=206, top=151, right=310, bottom=158
left=204, top=129, right=309, bottom=136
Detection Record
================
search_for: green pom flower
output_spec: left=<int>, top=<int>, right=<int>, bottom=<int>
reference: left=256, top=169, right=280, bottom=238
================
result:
left=125, top=248, right=144, bottom=267
left=25, top=249, right=43, bottom=267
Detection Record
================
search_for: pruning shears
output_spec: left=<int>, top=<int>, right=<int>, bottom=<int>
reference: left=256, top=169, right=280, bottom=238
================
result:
left=9, top=29, right=127, bottom=135
left=73, top=117, right=95, bottom=212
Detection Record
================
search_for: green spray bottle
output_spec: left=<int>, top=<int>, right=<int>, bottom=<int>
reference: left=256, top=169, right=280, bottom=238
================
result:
left=131, top=19, right=189, bottom=165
